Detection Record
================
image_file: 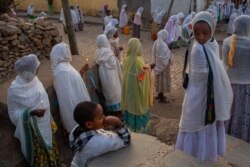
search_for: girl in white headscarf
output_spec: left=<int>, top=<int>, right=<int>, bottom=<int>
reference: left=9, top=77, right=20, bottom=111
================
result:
left=104, top=19, right=123, bottom=63
left=151, top=30, right=172, bottom=103
left=119, top=5, right=129, bottom=32
left=223, top=15, right=250, bottom=142
left=50, top=42, right=90, bottom=133
left=7, top=54, right=59, bottom=166
left=132, top=7, right=144, bottom=39
left=95, top=34, right=123, bottom=118
left=176, top=12, right=233, bottom=161
left=164, top=12, right=184, bottom=49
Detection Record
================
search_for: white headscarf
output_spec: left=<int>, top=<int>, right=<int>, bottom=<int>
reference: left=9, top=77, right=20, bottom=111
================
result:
left=151, top=29, right=172, bottom=75
left=153, top=8, right=165, bottom=24
left=8, top=54, right=53, bottom=159
left=233, top=15, right=250, bottom=37
left=104, top=19, right=118, bottom=38
left=50, top=42, right=90, bottom=132
left=137, top=7, right=144, bottom=14
left=50, top=42, right=72, bottom=72
left=119, top=5, right=128, bottom=28
left=15, top=54, right=40, bottom=83
left=95, top=34, right=113, bottom=64
left=192, top=11, right=233, bottom=122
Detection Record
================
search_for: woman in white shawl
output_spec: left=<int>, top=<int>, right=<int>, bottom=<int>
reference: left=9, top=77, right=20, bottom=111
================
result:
left=95, top=34, right=123, bottom=118
left=50, top=42, right=90, bottom=133
left=119, top=5, right=129, bottom=32
left=151, top=29, right=172, bottom=103
left=164, top=12, right=184, bottom=49
left=104, top=19, right=123, bottom=63
left=7, top=54, right=59, bottom=166
left=223, top=15, right=250, bottom=142
left=176, top=12, right=233, bottom=161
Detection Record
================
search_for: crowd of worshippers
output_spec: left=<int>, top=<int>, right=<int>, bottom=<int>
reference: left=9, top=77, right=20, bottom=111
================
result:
left=8, top=0, right=250, bottom=166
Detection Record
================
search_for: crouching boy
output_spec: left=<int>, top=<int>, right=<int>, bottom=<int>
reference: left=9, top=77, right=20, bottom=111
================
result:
left=70, top=101, right=131, bottom=167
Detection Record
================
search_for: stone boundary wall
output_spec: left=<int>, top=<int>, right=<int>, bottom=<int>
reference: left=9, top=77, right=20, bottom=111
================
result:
left=0, top=14, right=62, bottom=84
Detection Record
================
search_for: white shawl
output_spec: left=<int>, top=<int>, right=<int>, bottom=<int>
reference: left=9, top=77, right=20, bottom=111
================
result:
left=151, top=29, right=172, bottom=75
left=50, top=43, right=90, bottom=132
left=119, top=5, right=128, bottom=28
left=95, top=35, right=122, bottom=106
left=8, top=76, right=53, bottom=159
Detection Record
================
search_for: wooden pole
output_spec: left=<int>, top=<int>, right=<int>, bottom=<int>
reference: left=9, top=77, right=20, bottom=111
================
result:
left=166, top=0, right=174, bottom=19
left=61, top=0, right=79, bottom=55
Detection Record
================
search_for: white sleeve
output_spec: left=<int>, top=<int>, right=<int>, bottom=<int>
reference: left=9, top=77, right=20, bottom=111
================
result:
left=71, top=131, right=126, bottom=167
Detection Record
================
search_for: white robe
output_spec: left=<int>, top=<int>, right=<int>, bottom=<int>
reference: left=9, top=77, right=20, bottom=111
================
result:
left=119, top=5, right=128, bottom=28
left=179, top=40, right=233, bottom=132
left=27, top=5, right=34, bottom=16
left=71, top=9, right=79, bottom=25
left=7, top=76, right=53, bottom=159
left=104, top=15, right=113, bottom=26
left=53, top=62, right=90, bottom=132
left=95, top=48, right=122, bottom=106
left=76, top=8, right=84, bottom=23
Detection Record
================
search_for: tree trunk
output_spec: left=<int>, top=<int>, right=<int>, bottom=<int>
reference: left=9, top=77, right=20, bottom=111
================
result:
left=61, top=0, right=79, bottom=55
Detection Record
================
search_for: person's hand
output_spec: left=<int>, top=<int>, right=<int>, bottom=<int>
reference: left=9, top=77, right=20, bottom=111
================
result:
left=79, top=64, right=89, bottom=75
left=30, top=109, right=46, bottom=117
left=150, top=63, right=155, bottom=69
left=103, top=116, right=122, bottom=129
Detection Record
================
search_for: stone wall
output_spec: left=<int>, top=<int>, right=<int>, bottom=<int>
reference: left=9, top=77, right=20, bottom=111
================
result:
left=0, top=14, right=62, bottom=84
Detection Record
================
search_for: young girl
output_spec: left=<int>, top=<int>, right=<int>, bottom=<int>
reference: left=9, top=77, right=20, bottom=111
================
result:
left=70, top=101, right=131, bottom=167
left=223, top=15, right=250, bottom=142
left=151, top=29, right=172, bottom=103
left=95, top=34, right=123, bottom=118
left=176, top=11, right=233, bottom=161
left=122, top=38, right=153, bottom=133
left=132, top=7, right=143, bottom=39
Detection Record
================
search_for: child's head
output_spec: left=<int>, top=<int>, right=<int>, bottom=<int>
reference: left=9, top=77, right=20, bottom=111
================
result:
left=106, top=10, right=111, bottom=16
left=192, top=11, right=215, bottom=44
left=74, top=101, right=104, bottom=130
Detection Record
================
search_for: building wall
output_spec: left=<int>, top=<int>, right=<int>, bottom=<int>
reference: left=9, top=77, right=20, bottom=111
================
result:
left=15, top=0, right=118, bottom=16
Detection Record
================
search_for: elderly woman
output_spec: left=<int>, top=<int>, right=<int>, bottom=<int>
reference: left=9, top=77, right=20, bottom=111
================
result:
left=119, top=5, right=129, bottom=33
left=151, top=30, right=172, bottom=103
left=50, top=42, right=90, bottom=133
left=122, top=38, right=153, bottom=133
left=7, top=54, right=59, bottom=166
left=95, top=34, right=123, bottom=118
left=223, top=15, right=250, bottom=143
left=132, top=7, right=144, bottom=39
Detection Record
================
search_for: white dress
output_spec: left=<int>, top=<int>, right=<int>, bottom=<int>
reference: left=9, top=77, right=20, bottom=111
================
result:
left=176, top=40, right=232, bottom=161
